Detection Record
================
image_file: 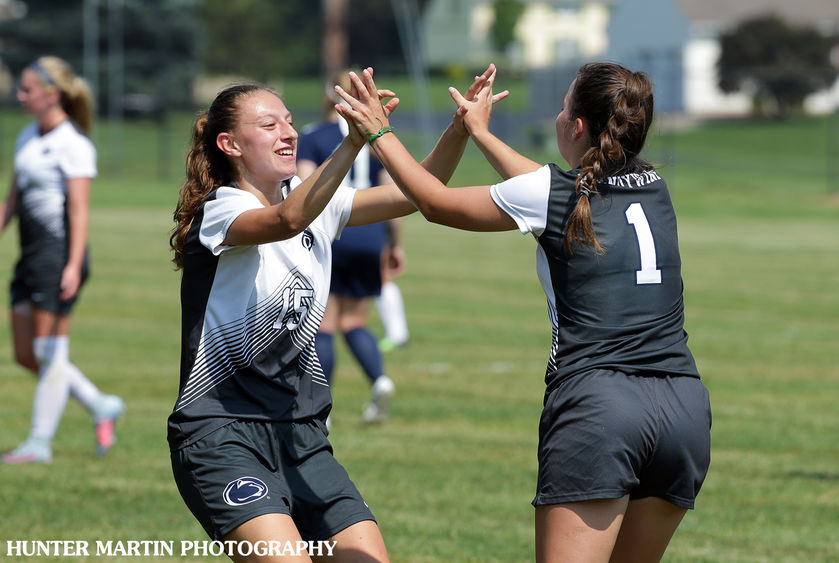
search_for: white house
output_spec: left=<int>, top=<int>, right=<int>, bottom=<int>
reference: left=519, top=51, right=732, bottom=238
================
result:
left=422, top=0, right=616, bottom=71
left=421, top=0, right=839, bottom=116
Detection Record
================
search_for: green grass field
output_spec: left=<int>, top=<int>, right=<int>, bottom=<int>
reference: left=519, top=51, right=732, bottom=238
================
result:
left=0, top=104, right=837, bottom=562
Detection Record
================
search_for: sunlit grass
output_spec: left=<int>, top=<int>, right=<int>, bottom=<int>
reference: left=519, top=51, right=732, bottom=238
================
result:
left=0, top=110, right=837, bottom=561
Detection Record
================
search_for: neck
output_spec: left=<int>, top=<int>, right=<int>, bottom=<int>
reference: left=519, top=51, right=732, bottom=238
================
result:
left=236, top=177, right=286, bottom=206
left=38, top=106, right=68, bottom=135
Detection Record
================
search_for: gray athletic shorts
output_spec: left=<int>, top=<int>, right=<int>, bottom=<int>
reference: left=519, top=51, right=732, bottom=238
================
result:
left=10, top=253, right=89, bottom=315
left=533, top=369, right=711, bottom=509
left=171, top=419, right=375, bottom=541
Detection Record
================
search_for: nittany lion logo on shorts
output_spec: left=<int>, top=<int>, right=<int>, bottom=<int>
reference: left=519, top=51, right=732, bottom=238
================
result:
left=222, top=477, right=268, bottom=506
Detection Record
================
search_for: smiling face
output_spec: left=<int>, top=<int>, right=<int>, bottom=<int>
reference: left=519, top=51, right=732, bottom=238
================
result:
left=221, top=89, right=298, bottom=190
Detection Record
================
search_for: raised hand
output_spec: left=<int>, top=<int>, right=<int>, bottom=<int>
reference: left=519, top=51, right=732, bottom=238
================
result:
left=449, top=64, right=510, bottom=137
left=451, top=63, right=509, bottom=135
left=334, top=68, right=398, bottom=146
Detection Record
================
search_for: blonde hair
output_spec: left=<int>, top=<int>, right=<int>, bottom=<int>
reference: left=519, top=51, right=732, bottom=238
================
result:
left=30, top=56, right=95, bottom=136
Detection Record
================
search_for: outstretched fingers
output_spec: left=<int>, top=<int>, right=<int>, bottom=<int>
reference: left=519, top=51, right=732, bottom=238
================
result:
left=451, top=65, right=510, bottom=109
left=449, top=85, right=469, bottom=107
left=483, top=70, right=510, bottom=104
left=334, top=69, right=392, bottom=137
left=363, top=66, right=399, bottom=116
left=382, top=96, right=400, bottom=117
left=492, top=89, right=511, bottom=104
left=448, top=64, right=513, bottom=135
left=462, top=65, right=491, bottom=101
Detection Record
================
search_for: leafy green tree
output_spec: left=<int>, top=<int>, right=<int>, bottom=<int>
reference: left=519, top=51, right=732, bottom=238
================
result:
left=0, top=0, right=202, bottom=110
left=200, top=0, right=320, bottom=80
left=718, top=15, right=838, bottom=118
left=347, top=0, right=430, bottom=73
left=0, top=1, right=86, bottom=74
left=201, top=0, right=432, bottom=79
left=490, top=0, right=525, bottom=53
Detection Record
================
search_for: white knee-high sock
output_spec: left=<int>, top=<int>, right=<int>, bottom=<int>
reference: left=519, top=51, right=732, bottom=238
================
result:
left=56, top=337, right=101, bottom=409
left=376, top=281, right=409, bottom=344
left=29, top=336, right=102, bottom=441
left=30, top=336, right=71, bottom=441
left=65, top=360, right=101, bottom=410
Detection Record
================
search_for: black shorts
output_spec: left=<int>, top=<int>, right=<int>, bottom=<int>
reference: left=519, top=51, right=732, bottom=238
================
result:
left=533, top=369, right=711, bottom=509
left=10, top=253, right=89, bottom=315
left=330, top=247, right=382, bottom=298
left=171, top=419, right=375, bottom=541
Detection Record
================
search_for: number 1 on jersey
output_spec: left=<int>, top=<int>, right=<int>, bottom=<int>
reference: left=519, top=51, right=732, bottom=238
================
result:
left=625, top=203, right=661, bottom=285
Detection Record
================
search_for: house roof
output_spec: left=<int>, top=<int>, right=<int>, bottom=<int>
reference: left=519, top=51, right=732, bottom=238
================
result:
left=674, top=0, right=839, bottom=29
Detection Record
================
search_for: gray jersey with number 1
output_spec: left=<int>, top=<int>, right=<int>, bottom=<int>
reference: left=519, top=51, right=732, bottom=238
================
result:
left=490, top=163, right=699, bottom=396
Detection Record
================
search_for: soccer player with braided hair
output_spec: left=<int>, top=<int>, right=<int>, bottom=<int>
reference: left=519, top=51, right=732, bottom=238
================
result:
left=336, top=62, right=711, bottom=562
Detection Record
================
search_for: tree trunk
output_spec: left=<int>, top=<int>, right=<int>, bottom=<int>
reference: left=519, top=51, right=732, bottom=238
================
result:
left=322, top=0, right=349, bottom=83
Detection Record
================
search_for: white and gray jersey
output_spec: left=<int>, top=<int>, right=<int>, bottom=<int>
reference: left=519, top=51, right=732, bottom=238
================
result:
left=168, top=180, right=355, bottom=450
left=490, top=164, right=699, bottom=396
left=13, top=120, right=95, bottom=270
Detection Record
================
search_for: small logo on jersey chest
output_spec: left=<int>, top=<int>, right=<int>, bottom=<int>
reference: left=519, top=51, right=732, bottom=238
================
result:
left=301, top=228, right=314, bottom=251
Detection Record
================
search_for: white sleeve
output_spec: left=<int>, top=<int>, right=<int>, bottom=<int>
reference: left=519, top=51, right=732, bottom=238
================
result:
left=58, top=135, right=97, bottom=179
left=284, top=177, right=355, bottom=241
left=323, top=186, right=356, bottom=241
left=199, top=187, right=263, bottom=255
left=489, top=165, right=551, bottom=236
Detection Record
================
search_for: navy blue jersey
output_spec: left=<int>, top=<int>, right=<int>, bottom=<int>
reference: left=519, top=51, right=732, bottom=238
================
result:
left=490, top=164, right=699, bottom=396
left=298, top=121, right=387, bottom=253
left=297, top=121, right=385, bottom=190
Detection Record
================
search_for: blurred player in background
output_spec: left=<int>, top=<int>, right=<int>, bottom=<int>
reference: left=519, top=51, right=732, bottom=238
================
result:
left=336, top=63, right=711, bottom=563
left=375, top=217, right=410, bottom=352
left=1, top=56, right=124, bottom=464
left=297, top=70, right=401, bottom=424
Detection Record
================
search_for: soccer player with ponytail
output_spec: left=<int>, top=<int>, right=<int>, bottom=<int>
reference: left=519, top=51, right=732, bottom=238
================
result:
left=336, top=62, right=711, bottom=562
left=167, top=68, right=504, bottom=561
left=1, top=56, right=124, bottom=464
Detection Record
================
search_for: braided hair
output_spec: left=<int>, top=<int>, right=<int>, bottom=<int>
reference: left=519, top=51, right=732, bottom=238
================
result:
left=564, top=62, right=655, bottom=254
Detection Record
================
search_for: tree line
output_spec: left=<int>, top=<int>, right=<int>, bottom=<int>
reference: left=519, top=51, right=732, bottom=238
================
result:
left=1, top=2, right=835, bottom=118
left=0, top=0, right=429, bottom=111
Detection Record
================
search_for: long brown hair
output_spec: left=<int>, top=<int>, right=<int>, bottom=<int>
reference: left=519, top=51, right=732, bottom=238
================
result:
left=564, top=62, right=655, bottom=254
left=32, top=56, right=95, bottom=136
left=170, top=83, right=271, bottom=269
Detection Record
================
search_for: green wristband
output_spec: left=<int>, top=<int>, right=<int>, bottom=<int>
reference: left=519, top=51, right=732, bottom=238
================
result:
left=365, top=126, right=393, bottom=145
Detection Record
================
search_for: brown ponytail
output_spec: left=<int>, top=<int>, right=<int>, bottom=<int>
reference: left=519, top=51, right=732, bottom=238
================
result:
left=169, top=83, right=271, bottom=269
left=563, top=62, right=654, bottom=255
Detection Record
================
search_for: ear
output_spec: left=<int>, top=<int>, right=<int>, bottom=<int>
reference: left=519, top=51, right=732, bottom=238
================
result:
left=45, top=85, right=61, bottom=104
left=216, top=132, right=241, bottom=157
left=572, top=117, right=586, bottom=141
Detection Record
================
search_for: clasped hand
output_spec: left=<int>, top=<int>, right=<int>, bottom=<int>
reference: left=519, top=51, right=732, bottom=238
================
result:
left=334, top=64, right=510, bottom=142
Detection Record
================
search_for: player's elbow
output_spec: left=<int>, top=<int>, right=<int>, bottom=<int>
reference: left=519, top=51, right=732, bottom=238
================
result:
left=264, top=206, right=310, bottom=241
left=275, top=215, right=308, bottom=239
left=416, top=199, right=451, bottom=225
